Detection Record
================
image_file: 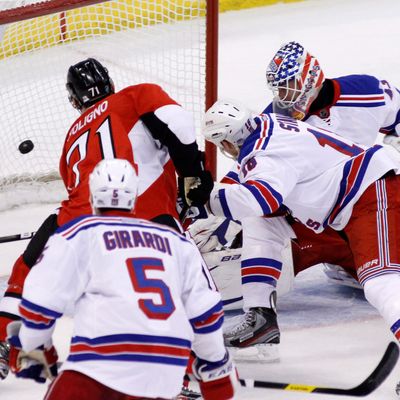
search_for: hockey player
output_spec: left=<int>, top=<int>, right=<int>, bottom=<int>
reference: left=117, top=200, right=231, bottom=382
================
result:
left=264, top=41, right=400, bottom=147
left=6, top=159, right=237, bottom=400
left=199, top=99, right=400, bottom=354
left=0, top=58, right=213, bottom=379
left=188, top=42, right=400, bottom=349
left=263, top=41, right=400, bottom=285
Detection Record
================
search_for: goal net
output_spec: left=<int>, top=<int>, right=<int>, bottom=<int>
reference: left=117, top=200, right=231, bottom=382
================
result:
left=0, top=0, right=217, bottom=210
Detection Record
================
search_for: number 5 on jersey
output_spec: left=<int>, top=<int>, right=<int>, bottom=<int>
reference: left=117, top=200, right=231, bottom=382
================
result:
left=126, top=257, right=176, bottom=320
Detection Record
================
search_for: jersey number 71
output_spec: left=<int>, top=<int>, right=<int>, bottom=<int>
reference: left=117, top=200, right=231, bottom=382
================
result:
left=66, top=117, right=116, bottom=188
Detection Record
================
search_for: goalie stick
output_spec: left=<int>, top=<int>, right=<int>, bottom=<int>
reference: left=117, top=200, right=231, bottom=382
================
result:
left=239, top=341, right=399, bottom=397
left=0, top=231, right=36, bottom=244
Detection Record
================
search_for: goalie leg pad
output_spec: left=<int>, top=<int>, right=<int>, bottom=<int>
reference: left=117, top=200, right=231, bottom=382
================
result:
left=323, top=263, right=361, bottom=289
left=202, top=248, right=243, bottom=311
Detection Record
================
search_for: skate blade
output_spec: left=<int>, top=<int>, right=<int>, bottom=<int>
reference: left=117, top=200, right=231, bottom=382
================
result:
left=175, top=394, right=202, bottom=400
left=228, top=343, right=280, bottom=363
left=175, top=384, right=203, bottom=399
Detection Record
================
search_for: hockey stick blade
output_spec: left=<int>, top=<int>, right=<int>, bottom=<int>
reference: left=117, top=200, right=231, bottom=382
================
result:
left=239, top=341, right=399, bottom=397
left=0, top=231, right=36, bottom=244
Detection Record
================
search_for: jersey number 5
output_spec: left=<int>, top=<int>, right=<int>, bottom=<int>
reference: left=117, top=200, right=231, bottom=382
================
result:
left=126, top=257, right=176, bottom=320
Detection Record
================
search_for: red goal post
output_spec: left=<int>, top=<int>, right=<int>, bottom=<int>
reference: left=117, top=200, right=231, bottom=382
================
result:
left=0, top=0, right=218, bottom=210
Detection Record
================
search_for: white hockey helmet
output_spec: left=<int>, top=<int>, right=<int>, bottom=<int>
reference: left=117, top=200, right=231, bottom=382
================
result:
left=202, top=100, right=256, bottom=157
left=89, top=159, right=138, bottom=212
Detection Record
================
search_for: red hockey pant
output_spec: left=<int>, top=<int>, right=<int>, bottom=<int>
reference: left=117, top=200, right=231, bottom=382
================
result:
left=44, top=370, right=170, bottom=400
left=291, top=173, right=400, bottom=286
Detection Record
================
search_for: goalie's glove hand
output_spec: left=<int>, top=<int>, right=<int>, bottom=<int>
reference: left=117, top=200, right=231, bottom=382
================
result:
left=7, top=321, right=58, bottom=383
left=188, top=215, right=242, bottom=253
left=193, top=350, right=238, bottom=400
left=383, top=134, right=400, bottom=152
left=179, top=171, right=214, bottom=208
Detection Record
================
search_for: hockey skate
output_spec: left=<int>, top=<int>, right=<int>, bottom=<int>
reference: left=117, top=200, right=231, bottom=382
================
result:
left=0, top=341, right=10, bottom=380
left=224, top=292, right=280, bottom=362
left=175, top=385, right=202, bottom=399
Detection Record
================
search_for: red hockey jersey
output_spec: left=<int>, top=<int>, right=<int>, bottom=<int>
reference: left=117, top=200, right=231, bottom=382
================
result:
left=59, top=83, right=182, bottom=224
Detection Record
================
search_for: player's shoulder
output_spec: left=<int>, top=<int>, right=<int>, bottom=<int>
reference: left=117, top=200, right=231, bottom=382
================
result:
left=118, top=83, right=164, bottom=96
left=117, top=83, right=177, bottom=110
left=238, top=113, right=292, bottom=162
left=54, top=214, right=127, bottom=240
left=55, top=214, right=191, bottom=247
left=131, top=218, right=191, bottom=243
left=334, top=74, right=383, bottom=95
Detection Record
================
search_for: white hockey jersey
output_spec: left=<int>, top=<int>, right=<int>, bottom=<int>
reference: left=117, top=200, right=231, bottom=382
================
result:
left=18, top=215, right=225, bottom=398
left=210, top=113, right=400, bottom=233
left=208, top=75, right=400, bottom=308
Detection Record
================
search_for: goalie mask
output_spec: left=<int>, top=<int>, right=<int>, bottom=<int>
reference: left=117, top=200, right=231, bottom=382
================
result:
left=89, top=159, right=139, bottom=212
left=202, top=100, right=257, bottom=159
left=66, top=58, right=114, bottom=112
left=266, top=41, right=324, bottom=120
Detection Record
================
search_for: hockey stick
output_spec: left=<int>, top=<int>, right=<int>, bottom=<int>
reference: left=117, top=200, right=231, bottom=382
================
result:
left=0, top=205, right=190, bottom=244
left=239, top=341, right=399, bottom=397
left=1, top=204, right=191, bottom=243
left=0, top=231, right=36, bottom=244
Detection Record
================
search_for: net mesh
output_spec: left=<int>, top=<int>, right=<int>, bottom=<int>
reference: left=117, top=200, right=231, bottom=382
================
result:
left=0, top=0, right=209, bottom=209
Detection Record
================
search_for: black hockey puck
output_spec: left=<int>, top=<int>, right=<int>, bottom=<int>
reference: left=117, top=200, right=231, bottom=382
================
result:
left=18, top=139, right=34, bottom=154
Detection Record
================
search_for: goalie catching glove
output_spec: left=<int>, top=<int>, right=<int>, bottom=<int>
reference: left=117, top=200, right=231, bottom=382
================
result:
left=188, top=215, right=242, bottom=253
left=193, top=350, right=238, bottom=400
left=179, top=170, right=214, bottom=208
left=7, top=321, right=58, bottom=383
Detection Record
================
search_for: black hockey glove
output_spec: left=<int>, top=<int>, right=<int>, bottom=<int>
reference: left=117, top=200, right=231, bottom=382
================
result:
left=179, top=170, right=214, bottom=208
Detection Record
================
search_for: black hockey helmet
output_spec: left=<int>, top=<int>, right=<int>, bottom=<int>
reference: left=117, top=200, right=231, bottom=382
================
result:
left=66, top=58, right=114, bottom=111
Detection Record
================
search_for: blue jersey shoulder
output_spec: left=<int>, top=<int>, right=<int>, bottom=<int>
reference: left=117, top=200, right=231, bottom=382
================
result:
left=335, top=74, right=382, bottom=96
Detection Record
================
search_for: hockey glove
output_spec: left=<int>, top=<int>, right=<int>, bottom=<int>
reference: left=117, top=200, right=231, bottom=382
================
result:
left=176, top=195, right=209, bottom=222
left=7, top=321, right=58, bottom=383
left=179, top=171, right=214, bottom=208
left=383, top=134, right=400, bottom=152
left=188, top=215, right=242, bottom=253
left=193, top=350, right=238, bottom=400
